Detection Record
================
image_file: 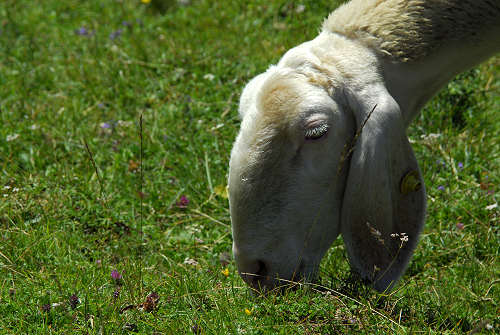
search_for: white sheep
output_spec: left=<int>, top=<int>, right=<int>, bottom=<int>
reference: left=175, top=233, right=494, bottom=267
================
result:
left=228, top=0, right=500, bottom=292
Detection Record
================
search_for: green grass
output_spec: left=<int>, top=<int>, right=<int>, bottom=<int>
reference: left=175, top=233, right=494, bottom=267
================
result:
left=0, top=0, right=498, bottom=333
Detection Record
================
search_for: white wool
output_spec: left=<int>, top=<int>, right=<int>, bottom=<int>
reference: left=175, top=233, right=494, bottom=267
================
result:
left=229, top=0, right=500, bottom=292
left=323, top=0, right=500, bottom=62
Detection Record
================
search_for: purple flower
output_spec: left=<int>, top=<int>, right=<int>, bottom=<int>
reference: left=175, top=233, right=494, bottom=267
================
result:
left=97, top=103, right=105, bottom=109
left=176, top=195, right=190, bottom=208
left=456, top=222, right=464, bottom=230
left=113, top=289, right=120, bottom=299
left=109, top=29, right=123, bottom=41
left=100, top=122, right=112, bottom=129
left=458, top=162, right=464, bottom=170
left=111, top=270, right=122, bottom=281
left=122, top=21, right=131, bottom=27
left=75, top=27, right=89, bottom=36
left=438, top=185, right=445, bottom=191
left=69, top=294, right=80, bottom=309
left=41, top=304, right=51, bottom=312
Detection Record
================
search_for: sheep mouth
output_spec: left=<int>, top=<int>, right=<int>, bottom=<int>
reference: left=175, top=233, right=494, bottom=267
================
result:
left=245, top=261, right=312, bottom=294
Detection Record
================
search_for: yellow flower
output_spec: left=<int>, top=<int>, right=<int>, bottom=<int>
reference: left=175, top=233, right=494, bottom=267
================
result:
left=214, top=184, right=228, bottom=199
left=141, top=0, right=151, bottom=4
left=244, top=308, right=253, bottom=316
left=221, top=268, right=229, bottom=277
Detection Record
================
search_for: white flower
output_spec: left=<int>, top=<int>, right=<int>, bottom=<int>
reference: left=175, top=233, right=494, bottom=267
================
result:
left=183, top=257, right=198, bottom=266
left=6, top=134, right=19, bottom=142
left=485, top=203, right=497, bottom=210
left=295, top=4, right=306, bottom=13
left=117, top=120, right=133, bottom=128
left=203, top=73, right=215, bottom=81
left=420, top=133, right=441, bottom=140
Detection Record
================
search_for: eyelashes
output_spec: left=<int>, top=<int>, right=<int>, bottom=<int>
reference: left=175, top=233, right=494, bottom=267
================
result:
left=305, top=123, right=329, bottom=140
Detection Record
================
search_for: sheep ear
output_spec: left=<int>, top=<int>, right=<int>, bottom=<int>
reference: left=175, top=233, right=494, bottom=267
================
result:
left=239, top=71, right=272, bottom=119
left=340, top=84, right=426, bottom=292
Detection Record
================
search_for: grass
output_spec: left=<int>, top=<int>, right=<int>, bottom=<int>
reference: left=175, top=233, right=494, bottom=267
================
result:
left=0, top=0, right=498, bottom=333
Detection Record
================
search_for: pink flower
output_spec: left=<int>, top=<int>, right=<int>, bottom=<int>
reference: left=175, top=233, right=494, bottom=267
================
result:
left=456, top=222, right=464, bottom=230
left=111, top=270, right=122, bottom=281
left=176, top=195, right=189, bottom=208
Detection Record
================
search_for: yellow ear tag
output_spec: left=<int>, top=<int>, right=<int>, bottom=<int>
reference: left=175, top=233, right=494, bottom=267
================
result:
left=400, top=170, right=422, bottom=195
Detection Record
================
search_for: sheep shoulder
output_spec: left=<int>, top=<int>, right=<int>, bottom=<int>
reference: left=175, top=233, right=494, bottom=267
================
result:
left=323, top=0, right=500, bottom=62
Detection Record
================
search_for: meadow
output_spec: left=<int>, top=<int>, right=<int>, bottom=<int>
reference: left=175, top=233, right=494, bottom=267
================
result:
left=0, top=0, right=498, bottom=333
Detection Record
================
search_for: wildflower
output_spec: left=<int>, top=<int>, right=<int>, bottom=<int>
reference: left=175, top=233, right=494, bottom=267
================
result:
left=366, top=222, right=384, bottom=245
left=97, top=103, right=105, bottom=109
left=437, top=185, right=445, bottom=191
left=113, top=289, right=120, bottom=299
left=140, top=292, right=159, bottom=312
left=214, top=184, right=228, bottom=199
left=244, top=308, right=253, bottom=316
left=221, top=268, right=229, bottom=277
left=117, top=120, right=133, bottom=128
left=141, top=0, right=151, bottom=3
left=400, top=234, right=409, bottom=243
left=128, top=160, right=140, bottom=172
left=458, top=162, right=464, bottom=170
left=123, top=323, right=138, bottom=332
left=69, top=294, right=80, bottom=309
left=421, top=133, right=441, bottom=141
left=485, top=203, right=498, bottom=210
left=203, top=73, right=215, bottom=81
left=111, top=270, right=122, bottom=281
left=122, top=21, right=131, bottom=27
left=109, top=29, right=122, bottom=41
left=296, top=4, right=306, bottom=13
left=176, top=195, right=189, bottom=208
left=30, top=124, right=39, bottom=130
left=436, top=159, right=446, bottom=167
left=95, top=259, right=102, bottom=265
left=191, top=324, right=202, bottom=334
left=456, top=222, right=464, bottom=230
left=41, top=303, right=51, bottom=312
left=75, top=27, right=89, bottom=36
left=6, top=134, right=19, bottom=142
left=183, top=257, right=198, bottom=266
left=100, top=122, right=112, bottom=129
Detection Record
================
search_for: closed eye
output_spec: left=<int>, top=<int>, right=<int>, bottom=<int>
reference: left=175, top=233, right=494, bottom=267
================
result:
left=305, top=123, right=329, bottom=140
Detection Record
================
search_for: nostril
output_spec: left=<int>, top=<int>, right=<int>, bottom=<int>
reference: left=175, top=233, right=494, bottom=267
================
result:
left=249, top=260, right=268, bottom=288
left=255, top=260, right=267, bottom=278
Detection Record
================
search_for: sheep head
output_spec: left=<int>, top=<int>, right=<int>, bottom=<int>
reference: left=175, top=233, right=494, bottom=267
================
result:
left=229, top=33, right=426, bottom=292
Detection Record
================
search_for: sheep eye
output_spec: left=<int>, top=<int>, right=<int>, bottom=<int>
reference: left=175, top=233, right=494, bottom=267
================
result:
left=305, top=123, right=329, bottom=140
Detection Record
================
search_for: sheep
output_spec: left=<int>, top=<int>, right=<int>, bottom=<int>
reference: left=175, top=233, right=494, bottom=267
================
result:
left=228, top=0, right=500, bottom=292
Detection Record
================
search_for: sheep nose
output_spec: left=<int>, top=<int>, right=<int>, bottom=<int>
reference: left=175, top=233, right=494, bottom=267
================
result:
left=237, top=258, right=271, bottom=290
